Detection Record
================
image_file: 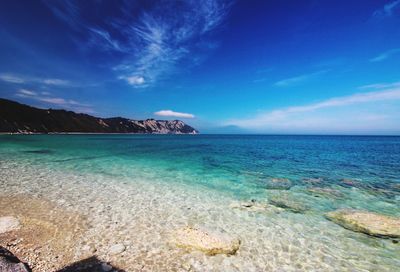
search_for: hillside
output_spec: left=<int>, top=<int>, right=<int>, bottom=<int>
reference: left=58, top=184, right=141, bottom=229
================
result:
left=0, top=98, right=198, bottom=134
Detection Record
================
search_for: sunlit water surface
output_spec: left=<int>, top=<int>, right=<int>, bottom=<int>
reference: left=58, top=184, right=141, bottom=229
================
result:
left=0, top=135, right=399, bottom=271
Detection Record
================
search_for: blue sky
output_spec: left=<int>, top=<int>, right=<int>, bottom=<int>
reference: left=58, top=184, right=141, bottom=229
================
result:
left=0, top=0, right=399, bottom=134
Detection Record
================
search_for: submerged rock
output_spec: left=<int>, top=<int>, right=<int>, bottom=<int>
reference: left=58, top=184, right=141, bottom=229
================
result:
left=23, top=149, right=53, bottom=154
left=303, top=177, right=324, bottom=184
left=366, top=187, right=398, bottom=199
left=340, top=179, right=398, bottom=199
left=326, top=209, right=400, bottom=238
left=341, top=178, right=359, bottom=186
left=268, top=194, right=307, bottom=213
left=307, top=187, right=344, bottom=198
left=0, top=246, right=30, bottom=272
left=171, top=226, right=240, bottom=255
left=0, top=216, right=20, bottom=234
left=229, top=200, right=283, bottom=213
left=265, top=178, right=292, bottom=190
left=229, top=199, right=263, bottom=210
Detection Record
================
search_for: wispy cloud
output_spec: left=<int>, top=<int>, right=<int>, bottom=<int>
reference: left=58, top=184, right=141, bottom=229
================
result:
left=0, top=73, right=25, bottom=83
left=44, top=0, right=231, bottom=88
left=274, top=70, right=327, bottom=87
left=37, top=97, right=88, bottom=107
left=227, top=85, right=400, bottom=132
left=369, top=48, right=400, bottom=62
left=373, top=0, right=400, bottom=18
left=42, top=78, right=70, bottom=86
left=0, top=73, right=71, bottom=86
left=88, top=27, right=125, bottom=52
left=15, top=89, right=93, bottom=113
left=154, top=110, right=195, bottom=119
left=359, top=81, right=400, bottom=90
left=17, top=89, right=37, bottom=96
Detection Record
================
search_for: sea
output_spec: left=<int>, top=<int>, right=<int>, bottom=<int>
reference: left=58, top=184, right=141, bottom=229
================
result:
left=0, top=134, right=399, bottom=271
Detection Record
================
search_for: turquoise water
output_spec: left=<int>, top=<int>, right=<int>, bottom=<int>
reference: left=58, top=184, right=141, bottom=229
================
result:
left=1, top=134, right=399, bottom=201
left=1, top=134, right=400, bottom=271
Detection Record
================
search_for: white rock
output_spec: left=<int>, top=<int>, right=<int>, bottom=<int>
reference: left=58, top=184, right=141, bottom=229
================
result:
left=326, top=209, right=400, bottom=238
left=108, top=244, right=125, bottom=255
left=171, top=226, right=240, bottom=255
left=0, top=216, right=20, bottom=234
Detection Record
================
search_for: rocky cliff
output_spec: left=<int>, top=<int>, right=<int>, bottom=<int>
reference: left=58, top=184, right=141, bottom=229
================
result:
left=0, top=98, right=198, bottom=134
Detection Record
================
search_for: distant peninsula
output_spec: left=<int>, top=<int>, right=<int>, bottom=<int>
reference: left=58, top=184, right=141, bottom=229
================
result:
left=0, top=98, right=198, bottom=134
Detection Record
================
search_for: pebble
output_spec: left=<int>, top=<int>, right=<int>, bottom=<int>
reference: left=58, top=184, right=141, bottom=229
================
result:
left=109, top=244, right=126, bottom=255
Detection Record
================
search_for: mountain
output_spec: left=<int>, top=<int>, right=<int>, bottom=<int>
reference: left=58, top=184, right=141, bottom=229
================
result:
left=0, top=98, right=198, bottom=134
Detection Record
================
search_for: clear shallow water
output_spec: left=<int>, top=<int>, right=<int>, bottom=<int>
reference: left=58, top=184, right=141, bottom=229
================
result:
left=1, top=134, right=400, bottom=271
left=1, top=135, right=399, bottom=202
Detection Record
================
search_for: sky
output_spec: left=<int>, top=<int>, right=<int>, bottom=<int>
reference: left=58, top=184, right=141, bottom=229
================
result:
left=0, top=0, right=399, bottom=134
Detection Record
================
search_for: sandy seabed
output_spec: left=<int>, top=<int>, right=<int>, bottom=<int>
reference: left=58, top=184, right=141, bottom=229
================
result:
left=1, top=160, right=399, bottom=272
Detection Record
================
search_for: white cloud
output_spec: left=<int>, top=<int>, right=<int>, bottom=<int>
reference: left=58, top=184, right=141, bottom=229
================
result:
left=359, top=81, right=400, bottom=90
left=0, top=73, right=71, bottom=86
left=274, top=70, right=327, bottom=87
left=17, top=89, right=37, bottom=96
left=154, top=110, right=195, bottom=119
left=36, top=97, right=89, bottom=107
left=124, top=75, right=145, bottom=86
left=38, top=97, right=67, bottom=105
left=227, top=86, right=400, bottom=131
left=39, top=97, right=94, bottom=113
left=42, top=78, right=70, bottom=86
left=0, top=73, right=25, bottom=83
left=369, top=48, right=400, bottom=62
